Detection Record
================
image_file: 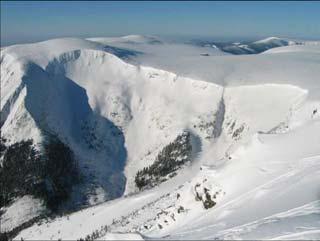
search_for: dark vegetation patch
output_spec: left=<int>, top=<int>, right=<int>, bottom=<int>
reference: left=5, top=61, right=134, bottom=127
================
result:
left=135, top=131, right=192, bottom=190
left=0, top=135, right=80, bottom=211
left=0, top=139, right=44, bottom=208
left=43, top=135, right=80, bottom=211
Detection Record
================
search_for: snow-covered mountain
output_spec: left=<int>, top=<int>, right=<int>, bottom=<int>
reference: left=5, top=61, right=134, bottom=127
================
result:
left=1, top=36, right=320, bottom=240
left=88, top=35, right=163, bottom=45
left=191, top=36, right=304, bottom=55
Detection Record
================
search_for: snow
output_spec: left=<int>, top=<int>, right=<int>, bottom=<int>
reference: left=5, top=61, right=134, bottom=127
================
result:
left=30, top=48, right=223, bottom=195
left=264, top=44, right=320, bottom=54
left=100, top=233, right=144, bottom=240
left=89, top=34, right=161, bottom=44
left=253, top=36, right=288, bottom=44
left=1, top=195, right=46, bottom=232
left=167, top=119, right=320, bottom=239
left=1, top=38, right=104, bottom=68
left=1, top=36, right=320, bottom=240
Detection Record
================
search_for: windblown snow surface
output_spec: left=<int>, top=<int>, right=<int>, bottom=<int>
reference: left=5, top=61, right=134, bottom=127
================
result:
left=1, top=36, right=320, bottom=240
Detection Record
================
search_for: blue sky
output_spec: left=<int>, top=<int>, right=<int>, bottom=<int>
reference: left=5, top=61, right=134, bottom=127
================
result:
left=1, top=1, right=320, bottom=45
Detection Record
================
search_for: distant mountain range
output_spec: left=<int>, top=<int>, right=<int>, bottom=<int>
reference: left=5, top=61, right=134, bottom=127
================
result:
left=189, top=36, right=303, bottom=54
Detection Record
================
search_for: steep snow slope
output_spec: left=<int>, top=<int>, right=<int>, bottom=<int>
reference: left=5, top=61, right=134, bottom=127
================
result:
left=1, top=37, right=320, bottom=239
left=43, top=49, right=223, bottom=194
left=1, top=38, right=223, bottom=232
left=1, top=44, right=130, bottom=233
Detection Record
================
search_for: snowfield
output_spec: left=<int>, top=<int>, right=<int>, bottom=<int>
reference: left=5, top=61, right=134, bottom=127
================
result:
left=1, top=36, right=320, bottom=240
